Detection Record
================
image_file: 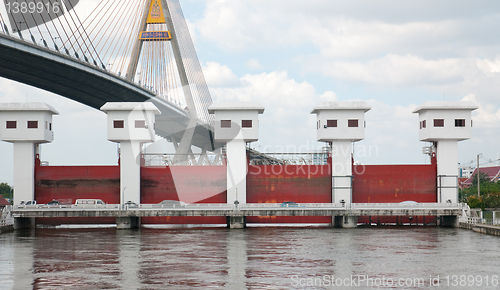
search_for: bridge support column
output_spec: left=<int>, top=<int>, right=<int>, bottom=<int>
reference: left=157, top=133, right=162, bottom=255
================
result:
left=116, top=217, right=141, bottom=229
left=120, top=141, right=142, bottom=205
left=227, top=216, right=246, bottom=229
left=436, top=140, right=459, bottom=203
left=440, top=215, right=458, bottom=227
left=332, top=140, right=353, bottom=204
left=226, top=139, right=247, bottom=205
left=14, top=217, right=35, bottom=230
left=333, top=216, right=358, bottom=228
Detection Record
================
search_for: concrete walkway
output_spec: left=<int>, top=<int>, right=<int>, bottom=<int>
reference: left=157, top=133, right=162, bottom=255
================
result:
left=460, top=222, right=500, bottom=236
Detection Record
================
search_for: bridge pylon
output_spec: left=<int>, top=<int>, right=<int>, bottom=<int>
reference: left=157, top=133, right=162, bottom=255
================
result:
left=125, top=0, right=212, bottom=155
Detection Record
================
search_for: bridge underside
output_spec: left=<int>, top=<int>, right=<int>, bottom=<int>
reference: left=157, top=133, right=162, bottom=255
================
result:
left=0, top=34, right=219, bottom=150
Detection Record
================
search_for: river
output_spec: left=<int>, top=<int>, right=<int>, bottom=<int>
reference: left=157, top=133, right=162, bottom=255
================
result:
left=1, top=226, right=499, bottom=289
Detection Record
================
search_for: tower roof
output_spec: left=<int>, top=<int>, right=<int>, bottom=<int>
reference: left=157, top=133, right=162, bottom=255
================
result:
left=311, top=101, right=371, bottom=114
left=412, top=101, right=478, bottom=114
left=0, top=102, right=59, bottom=115
left=100, top=102, right=160, bottom=114
left=208, top=102, right=265, bottom=114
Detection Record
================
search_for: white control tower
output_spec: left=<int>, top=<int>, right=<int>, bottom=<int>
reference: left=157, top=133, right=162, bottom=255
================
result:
left=311, top=101, right=371, bottom=205
left=208, top=102, right=264, bottom=205
left=0, top=103, right=58, bottom=205
left=412, top=101, right=478, bottom=203
left=100, top=102, right=160, bottom=205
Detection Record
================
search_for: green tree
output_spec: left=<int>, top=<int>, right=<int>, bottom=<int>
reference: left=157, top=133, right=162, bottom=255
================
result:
left=461, top=173, right=500, bottom=209
left=471, top=171, right=490, bottom=187
left=0, top=182, right=13, bottom=199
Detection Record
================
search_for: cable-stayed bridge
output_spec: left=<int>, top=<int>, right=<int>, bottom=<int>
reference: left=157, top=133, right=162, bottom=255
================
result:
left=0, top=0, right=218, bottom=152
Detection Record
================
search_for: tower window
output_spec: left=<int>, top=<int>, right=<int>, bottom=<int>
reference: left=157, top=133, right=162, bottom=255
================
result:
left=6, top=121, right=16, bottom=129
left=27, top=121, right=38, bottom=129
left=114, top=120, right=124, bottom=128
left=221, top=120, right=231, bottom=128
left=434, top=119, right=444, bottom=127
left=348, top=119, right=358, bottom=127
left=455, top=119, right=465, bottom=127
left=242, top=120, right=253, bottom=128
left=135, top=120, right=146, bottom=128
left=327, top=120, right=337, bottom=127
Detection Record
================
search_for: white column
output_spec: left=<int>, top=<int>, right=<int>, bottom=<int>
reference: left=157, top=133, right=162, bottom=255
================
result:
left=226, top=139, right=247, bottom=205
left=13, top=142, right=35, bottom=205
left=120, top=141, right=141, bottom=204
left=436, top=140, right=458, bottom=203
left=332, top=140, right=352, bottom=204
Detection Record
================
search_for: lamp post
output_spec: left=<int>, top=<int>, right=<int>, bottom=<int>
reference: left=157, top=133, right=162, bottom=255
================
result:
left=477, top=153, right=482, bottom=198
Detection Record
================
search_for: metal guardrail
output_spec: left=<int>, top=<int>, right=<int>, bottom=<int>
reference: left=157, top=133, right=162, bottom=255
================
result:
left=0, top=205, right=14, bottom=227
left=14, top=203, right=466, bottom=210
left=249, top=153, right=329, bottom=165
left=466, top=217, right=500, bottom=226
left=142, top=153, right=224, bottom=166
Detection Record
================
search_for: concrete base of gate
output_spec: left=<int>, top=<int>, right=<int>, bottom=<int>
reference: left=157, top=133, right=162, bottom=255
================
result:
left=14, top=217, right=35, bottom=230
left=116, top=217, right=141, bottom=229
left=439, top=215, right=458, bottom=227
left=333, top=216, right=358, bottom=228
left=227, top=216, right=246, bottom=229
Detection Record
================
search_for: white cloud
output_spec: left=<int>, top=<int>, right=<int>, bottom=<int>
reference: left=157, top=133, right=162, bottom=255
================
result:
left=310, top=54, right=476, bottom=87
left=210, top=70, right=336, bottom=149
left=245, top=59, right=263, bottom=70
left=202, top=61, right=239, bottom=87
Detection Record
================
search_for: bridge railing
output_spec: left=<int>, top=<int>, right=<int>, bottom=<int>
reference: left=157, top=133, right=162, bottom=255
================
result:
left=249, top=153, right=329, bottom=165
left=1, top=205, right=14, bottom=227
left=15, top=204, right=120, bottom=209
left=142, top=153, right=225, bottom=166
left=466, top=217, right=500, bottom=226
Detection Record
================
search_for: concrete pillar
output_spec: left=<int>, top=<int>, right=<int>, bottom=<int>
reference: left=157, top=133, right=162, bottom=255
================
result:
left=13, top=142, right=35, bottom=205
left=227, top=216, right=246, bottom=229
left=226, top=139, right=247, bottom=204
left=436, top=140, right=458, bottom=203
left=333, top=216, right=358, bottom=228
left=116, top=217, right=141, bottom=229
left=332, top=140, right=352, bottom=204
left=120, top=141, right=141, bottom=204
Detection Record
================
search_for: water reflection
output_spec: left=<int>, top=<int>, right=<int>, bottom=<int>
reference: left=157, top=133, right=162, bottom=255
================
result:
left=0, top=227, right=499, bottom=289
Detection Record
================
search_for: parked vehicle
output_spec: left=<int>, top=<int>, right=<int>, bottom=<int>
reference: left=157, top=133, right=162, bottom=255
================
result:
left=47, top=200, right=60, bottom=206
left=158, top=200, right=185, bottom=207
left=123, top=201, right=139, bottom=208
left=24, top=200, right=36, bottom=206
left=75, top=199, right=105, bottom=205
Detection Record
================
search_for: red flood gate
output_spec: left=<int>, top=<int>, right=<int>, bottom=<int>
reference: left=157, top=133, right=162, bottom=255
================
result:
left=352, top=161, right=437, bottom=224
left=246, top=164, right=332, bottom=224
left=140, top=165, right=227, bottom=224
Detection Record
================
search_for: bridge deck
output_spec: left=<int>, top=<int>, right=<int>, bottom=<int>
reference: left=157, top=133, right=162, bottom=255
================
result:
left=0, top=34, right=219, bottom=150
left=12, top=203, right=466, bottom=218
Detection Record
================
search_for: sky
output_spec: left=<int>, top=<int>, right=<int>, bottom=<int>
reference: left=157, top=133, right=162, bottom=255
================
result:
left=1, top=0, right=500, bottom=186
